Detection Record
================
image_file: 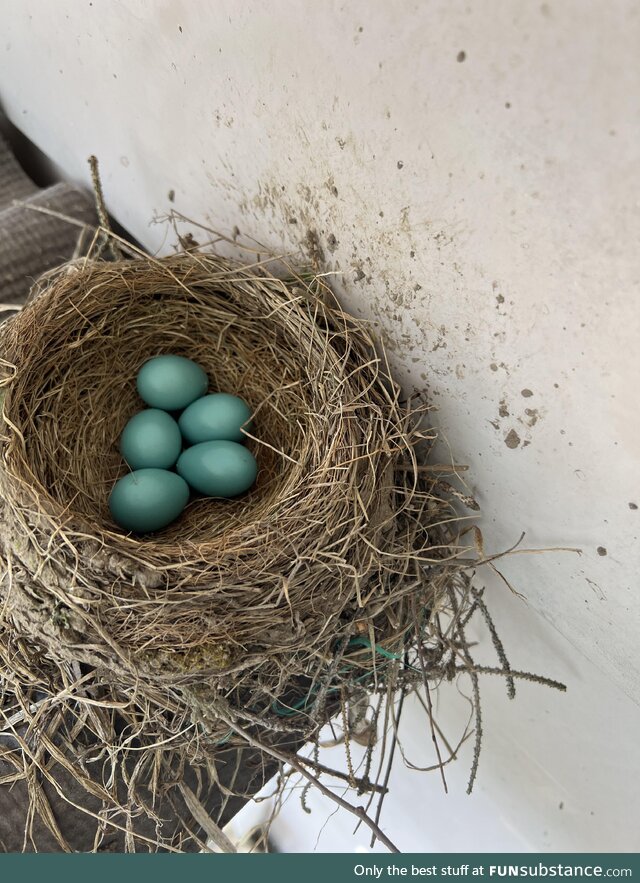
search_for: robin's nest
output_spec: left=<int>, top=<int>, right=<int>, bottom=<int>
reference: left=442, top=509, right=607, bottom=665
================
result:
left=0, top=248, right=563, bottom=851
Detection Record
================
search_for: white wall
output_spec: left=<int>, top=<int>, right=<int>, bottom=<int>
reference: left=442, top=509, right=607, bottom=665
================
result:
left=1, top=0, right=638, bottom=852
left=232, top=575, right=640, bottom=852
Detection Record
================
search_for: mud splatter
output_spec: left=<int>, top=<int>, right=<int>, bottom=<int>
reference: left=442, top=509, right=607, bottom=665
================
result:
left=305, top=229, right=325, bottom=265
left=586, top=577, right=605, bottom=600
left=504, top=429, right=521, bottom=449
left=325, top=176, right=339, bottom=197
left=352, top=263, right=366, bottom=282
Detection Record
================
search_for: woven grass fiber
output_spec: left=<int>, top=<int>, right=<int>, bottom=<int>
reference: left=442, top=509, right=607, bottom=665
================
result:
left=0, top=246, right=564, bottom=851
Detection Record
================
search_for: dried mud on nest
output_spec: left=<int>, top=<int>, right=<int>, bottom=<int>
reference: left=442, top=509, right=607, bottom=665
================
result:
left=0, top=248, right=564, bottom=851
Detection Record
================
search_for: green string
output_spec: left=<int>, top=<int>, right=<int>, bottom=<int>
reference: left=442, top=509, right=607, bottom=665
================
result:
left=271, top=636, right=419, bottom=718
left=346, top=635, right=405, bottom=661
left=215, top=613, right=433, bottom=730
left=346, top=636, right=421, bottom=673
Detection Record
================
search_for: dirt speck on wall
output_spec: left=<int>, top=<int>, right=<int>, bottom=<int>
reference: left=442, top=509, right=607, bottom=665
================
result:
left=504, top=428, right=521, bottom=449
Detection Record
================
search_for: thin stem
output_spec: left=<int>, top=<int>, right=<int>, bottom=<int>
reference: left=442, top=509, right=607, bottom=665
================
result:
left=214, top=705, right=400, bottom=854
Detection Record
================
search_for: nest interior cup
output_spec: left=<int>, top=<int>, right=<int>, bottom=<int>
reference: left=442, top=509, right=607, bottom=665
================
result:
left=0, top=253, right=446, bottom=743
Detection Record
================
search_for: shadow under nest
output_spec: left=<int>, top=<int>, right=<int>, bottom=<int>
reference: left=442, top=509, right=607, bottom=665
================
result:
left=0, top=246, right=564, bottom=852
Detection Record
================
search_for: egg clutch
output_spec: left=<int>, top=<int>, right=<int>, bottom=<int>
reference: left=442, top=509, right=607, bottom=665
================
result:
left=109, top=355, right=257, bottom=534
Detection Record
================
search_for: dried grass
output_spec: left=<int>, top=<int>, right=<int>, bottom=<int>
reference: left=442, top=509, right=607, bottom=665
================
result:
left=0, top=247, right=564, bottom=851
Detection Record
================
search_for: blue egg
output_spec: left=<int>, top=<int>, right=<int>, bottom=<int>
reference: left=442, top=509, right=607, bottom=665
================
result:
left=120, top=409, right=182, bottom=469
left=109, top=469, right=190, bottom=533
left=177, top=440, right=258, bottom=498
left=137, top=355, right=208, bottom=411
left=179, top=393, right=252, bottom=445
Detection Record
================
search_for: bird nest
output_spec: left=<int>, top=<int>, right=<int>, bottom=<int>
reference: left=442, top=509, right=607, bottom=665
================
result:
left=0, top=248, right=563, bottom=851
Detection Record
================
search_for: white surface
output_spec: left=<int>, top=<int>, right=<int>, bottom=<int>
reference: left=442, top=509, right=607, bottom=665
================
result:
left=1, top=0, right=638, bottom=852
left=232, top=575, right=640, bottom=852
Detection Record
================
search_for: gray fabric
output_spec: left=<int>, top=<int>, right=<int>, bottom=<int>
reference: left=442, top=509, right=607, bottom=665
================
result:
left=0, top=131, right=38, bottom=212
left=0, top=739, right=275, bottom=853
left=0, top=182, right=97, bottom=306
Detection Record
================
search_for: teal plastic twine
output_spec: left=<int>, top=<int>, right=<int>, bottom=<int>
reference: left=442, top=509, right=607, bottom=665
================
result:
left=271, top=635, right=421, bottom=718
left=221, top=613, right=432, bottom=727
